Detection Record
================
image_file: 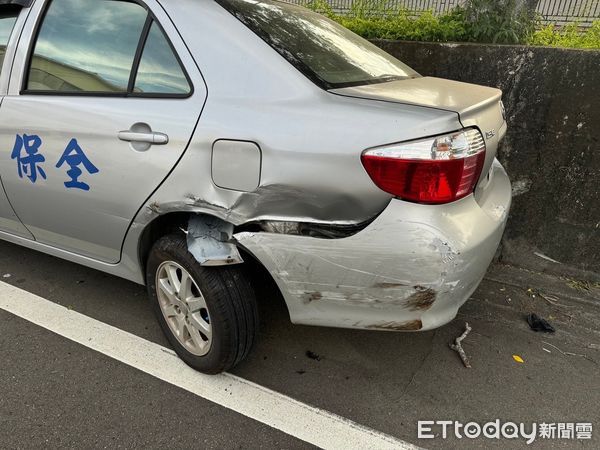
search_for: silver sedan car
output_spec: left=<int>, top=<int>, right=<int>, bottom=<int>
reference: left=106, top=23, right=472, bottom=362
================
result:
left=0, top=0, right=511, bottom=373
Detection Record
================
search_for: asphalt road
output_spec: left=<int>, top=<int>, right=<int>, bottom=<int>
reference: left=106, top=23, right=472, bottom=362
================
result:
left=1, top=239, right=599, bottom=449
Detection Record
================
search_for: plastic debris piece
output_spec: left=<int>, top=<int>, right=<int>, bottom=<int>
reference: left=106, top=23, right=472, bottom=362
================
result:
left=2, top=274, right=11, bottom=278
left=527, top=313, right=556, bottom=333
left=305, top=350, right=321, bottom=361
left=513, top=355, right=524, bottom=363
left=534, top=251, right=561, bottom=264
left=187, top=215, right=243, bottom=266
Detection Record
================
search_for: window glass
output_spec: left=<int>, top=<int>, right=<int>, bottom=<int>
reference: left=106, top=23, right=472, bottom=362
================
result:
left=134, top=22, right=190, bottom=95
left=217, top=0, right=419, bottom=89
left=28, top=0, right=148, bottom=92
left=0, top=9, right=19, bottom=75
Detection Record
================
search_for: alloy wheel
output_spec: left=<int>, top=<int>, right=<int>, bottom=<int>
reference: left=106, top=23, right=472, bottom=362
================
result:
left=156, top=261, right=212, bottom=356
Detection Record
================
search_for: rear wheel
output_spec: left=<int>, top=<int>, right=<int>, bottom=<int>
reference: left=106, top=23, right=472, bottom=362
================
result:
left=146, top=234, right=258, bottom=374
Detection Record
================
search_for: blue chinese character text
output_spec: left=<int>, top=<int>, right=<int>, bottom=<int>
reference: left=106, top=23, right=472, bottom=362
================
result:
left=11, top=134, right=47, bottom=183
left=56, top=139, right=99, bottom=191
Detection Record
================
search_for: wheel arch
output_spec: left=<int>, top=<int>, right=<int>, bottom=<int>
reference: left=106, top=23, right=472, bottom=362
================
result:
left=138, top=211, right=290, bottom=318
left=138, top=211, right=190, bottom=277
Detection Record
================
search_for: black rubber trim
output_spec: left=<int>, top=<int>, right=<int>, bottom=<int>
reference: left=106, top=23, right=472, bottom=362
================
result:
left=127, top=13, right=153, bottom=94
left=0, top=0, right=32, bottom=7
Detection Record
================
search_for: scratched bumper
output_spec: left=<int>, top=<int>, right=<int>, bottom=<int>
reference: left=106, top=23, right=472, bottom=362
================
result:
left=235, top=159, right=511, bottom=332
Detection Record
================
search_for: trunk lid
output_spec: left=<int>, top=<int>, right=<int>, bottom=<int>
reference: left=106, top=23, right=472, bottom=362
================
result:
left=331, top=77, right=506, bottom=186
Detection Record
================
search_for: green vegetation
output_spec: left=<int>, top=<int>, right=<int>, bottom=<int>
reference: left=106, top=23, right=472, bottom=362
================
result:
left=529, top=21, right=600, bottom=49
left=336, top=10, right=469, bottom=43
left=302, top=0, right=600, bottom=49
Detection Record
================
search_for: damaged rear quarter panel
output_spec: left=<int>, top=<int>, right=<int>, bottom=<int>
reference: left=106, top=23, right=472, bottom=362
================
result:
left=131, top=92, right=461, bottom=231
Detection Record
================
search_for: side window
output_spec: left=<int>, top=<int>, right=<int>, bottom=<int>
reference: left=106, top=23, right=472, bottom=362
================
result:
left=134, top=22, right=191, bottom=95
left=0, top=7, right=20, bottom=76
left=27, top=0, right=148, bottom=93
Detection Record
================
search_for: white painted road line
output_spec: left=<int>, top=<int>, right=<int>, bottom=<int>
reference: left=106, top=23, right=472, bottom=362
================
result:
left=0, top=281, right=420, bottom=450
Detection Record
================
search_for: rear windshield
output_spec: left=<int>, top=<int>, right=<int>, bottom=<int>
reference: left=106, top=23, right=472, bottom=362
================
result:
left=216, top=0, right=419, bottom=89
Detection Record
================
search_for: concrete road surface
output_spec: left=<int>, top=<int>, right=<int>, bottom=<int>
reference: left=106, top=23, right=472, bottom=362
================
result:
left=0, top=239, right=599, bottom=449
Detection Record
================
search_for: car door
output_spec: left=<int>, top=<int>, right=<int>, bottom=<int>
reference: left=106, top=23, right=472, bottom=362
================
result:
left=0, top=2, right=34, bottom=239
left=0, top=0, right=206, bottom=263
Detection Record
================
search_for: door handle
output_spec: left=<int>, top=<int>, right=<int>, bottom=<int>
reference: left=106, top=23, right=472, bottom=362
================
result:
left=118, top=130, right=169, bottom=145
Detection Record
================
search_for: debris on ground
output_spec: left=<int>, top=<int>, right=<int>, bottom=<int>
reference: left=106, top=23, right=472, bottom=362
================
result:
left=527, top=313, right=556, bottom=333
left=538, top=292, right=570, bottom=308
left=542, top=341, right=598, bottom=366
left=534, top=251, right=561, bottom=264
left=305, top=350, right=321, bottom=361
left=513, top=355, right=525, bottom=363
left=567, top=279, right=593, bottom=292
left=449, top=322, right=472, bottom=368
left=526, top=288, right=570, bottom=308
left=2, top=274, right=11, bottom=279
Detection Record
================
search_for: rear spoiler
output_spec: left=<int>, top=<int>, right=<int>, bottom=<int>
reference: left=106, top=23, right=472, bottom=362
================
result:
left=0, top=0, right=33, bottom=7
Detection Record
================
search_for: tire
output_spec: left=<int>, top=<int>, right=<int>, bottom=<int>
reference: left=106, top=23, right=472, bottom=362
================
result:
left=146, top=233, right=258, bottom=374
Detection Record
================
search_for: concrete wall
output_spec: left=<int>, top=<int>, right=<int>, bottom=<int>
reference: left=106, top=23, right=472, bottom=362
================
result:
left=372, top=40, right=599, bottom=277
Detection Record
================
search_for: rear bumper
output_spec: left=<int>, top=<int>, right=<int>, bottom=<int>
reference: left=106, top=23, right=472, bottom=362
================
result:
left=236, top=159, right=511, bottom=331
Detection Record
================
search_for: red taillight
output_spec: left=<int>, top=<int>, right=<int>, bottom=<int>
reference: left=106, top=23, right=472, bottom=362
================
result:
left=361, top=128, right=486, bottom=204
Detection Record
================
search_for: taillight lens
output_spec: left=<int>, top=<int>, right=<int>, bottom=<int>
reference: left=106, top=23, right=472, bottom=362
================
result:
left=361, top=128, right=486, bottom=204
